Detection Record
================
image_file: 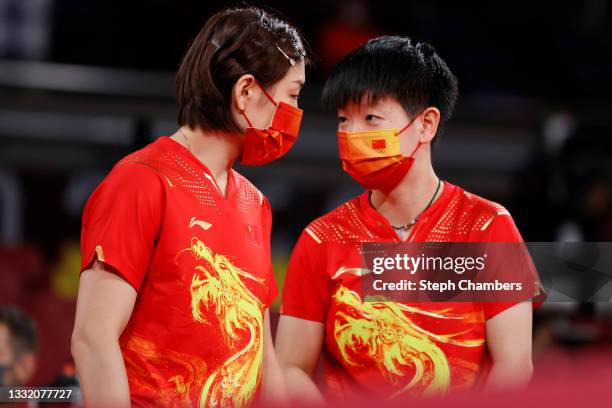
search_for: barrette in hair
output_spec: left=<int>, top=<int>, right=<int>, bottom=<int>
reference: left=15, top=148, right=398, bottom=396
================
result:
left=210, top=39, right=221, bottom=49
left=276, top=45, right=295, bottom=66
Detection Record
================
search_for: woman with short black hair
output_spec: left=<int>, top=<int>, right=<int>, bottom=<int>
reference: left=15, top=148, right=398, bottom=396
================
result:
left=276, top=36, right=537, bottom=404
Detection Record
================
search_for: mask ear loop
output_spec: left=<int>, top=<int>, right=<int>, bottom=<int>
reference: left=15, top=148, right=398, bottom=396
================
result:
left=241, top=78, right=278, bottom=127
left=253, top=78, right=277, bottom=106
left=241, top=109, right=254, bottom=128
left=398, top=112, right=423, bottom=157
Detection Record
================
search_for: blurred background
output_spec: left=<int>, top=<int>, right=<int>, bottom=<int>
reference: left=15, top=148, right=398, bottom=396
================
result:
left=0, top=0, right=611, bottom=394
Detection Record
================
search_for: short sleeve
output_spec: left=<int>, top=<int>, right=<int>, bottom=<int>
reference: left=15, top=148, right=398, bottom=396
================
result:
left=280, top=229, right=330, bottom=322
left=480, top=211, right=524, bottom=243
left=480, top=212, right=540, bottom=320
left=80, top=163, right=164, bottom=292
left=262, top=197, right=279, bottom=307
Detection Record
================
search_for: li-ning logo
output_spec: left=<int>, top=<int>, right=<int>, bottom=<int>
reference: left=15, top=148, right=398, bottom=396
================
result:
left=371, top=139, right=386, bottom=151
left=189, top=217, right=212, bottom=231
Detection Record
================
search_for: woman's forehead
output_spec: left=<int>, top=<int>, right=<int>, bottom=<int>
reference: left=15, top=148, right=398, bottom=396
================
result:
left=283, top=60, right=306, bottom=84
left=338, top=95, right=403, bottom=113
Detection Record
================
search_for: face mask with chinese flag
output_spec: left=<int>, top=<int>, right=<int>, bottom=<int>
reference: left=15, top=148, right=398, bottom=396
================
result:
left=337, top=115, right=423, bottom=193
left=240, top=80, right=303, bottom=166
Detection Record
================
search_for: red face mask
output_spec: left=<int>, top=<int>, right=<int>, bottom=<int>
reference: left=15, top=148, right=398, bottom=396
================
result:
left=337, top=115, right=422, bottom=194
left=240, top=80, right=303, bottom=166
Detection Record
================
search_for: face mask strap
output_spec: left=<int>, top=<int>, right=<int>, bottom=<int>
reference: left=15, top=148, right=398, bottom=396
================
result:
left=398, top=111, right=424, bottom=157
left=253, top=78, right=277, bottom=106
left=242, top=78, right=278, bottom=128
left=398, top=110, right=423, bottom=135
left=241, top=110, right=254, bottom=128
left=409, top=141, right=423, bottom=157
left=398, top=122, right=412, bottom=134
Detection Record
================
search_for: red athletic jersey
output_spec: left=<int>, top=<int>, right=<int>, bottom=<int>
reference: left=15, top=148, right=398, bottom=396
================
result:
left=80, top=136, right=277, bottom=407
left=281, top=181, right=534, bottom=401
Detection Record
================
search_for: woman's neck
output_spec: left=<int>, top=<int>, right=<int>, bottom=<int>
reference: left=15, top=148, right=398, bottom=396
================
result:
left=171, top=126, right=242, bottom=196
left=371, top=161, right=442, bottom=229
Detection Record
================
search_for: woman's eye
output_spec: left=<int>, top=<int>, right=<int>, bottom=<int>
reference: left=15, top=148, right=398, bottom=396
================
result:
left=366, top=114, right=376, bottom=121
left=338, top=117, right=347, bottom=124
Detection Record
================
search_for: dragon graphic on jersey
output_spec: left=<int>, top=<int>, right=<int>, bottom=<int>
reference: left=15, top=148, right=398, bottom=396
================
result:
left=177, top=233, right=265, bottom=407
left=332, top=285, right=485, bottom=398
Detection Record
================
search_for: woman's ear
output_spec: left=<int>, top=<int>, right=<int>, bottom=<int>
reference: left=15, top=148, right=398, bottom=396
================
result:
left=232, top=74, right=256, bottom=112
left=419, top=107, right=441, bottom=143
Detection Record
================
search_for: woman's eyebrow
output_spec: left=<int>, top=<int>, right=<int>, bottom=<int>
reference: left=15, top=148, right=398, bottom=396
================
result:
left=362, top=105, right=384, bottom=115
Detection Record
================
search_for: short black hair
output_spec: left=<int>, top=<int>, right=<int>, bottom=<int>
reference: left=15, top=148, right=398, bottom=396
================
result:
left=0, top=306, right=37, bottom=355
left=322, top=36, right=458, bottom=129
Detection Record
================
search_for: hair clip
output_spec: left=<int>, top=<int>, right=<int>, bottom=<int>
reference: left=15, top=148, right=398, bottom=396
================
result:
left=210, top=39, right=221, bottom=49
left=276, top=45, right=295, bottom=66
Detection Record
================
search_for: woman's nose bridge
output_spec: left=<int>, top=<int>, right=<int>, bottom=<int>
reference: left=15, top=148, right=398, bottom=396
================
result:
left=345, top=117, right=363, bottom=133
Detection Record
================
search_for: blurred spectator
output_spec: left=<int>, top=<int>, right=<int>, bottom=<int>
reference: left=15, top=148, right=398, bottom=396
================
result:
left=0, top=306, right=38, bottom=386
left=0, top=243, right=77, bottom=386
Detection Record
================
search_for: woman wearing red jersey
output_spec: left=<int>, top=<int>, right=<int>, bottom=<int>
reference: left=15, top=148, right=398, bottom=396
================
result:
left=72, top=7, right=307, bottom=407
left=276, top=36, right=536, bottom=404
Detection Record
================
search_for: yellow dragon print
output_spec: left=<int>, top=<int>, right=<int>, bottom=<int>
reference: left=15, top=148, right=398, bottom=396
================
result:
left=123, top=335, right=208, bottom=408
left=176, top=235, right=265, bottom=408
left=333, top=285, right=485, bottom=398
